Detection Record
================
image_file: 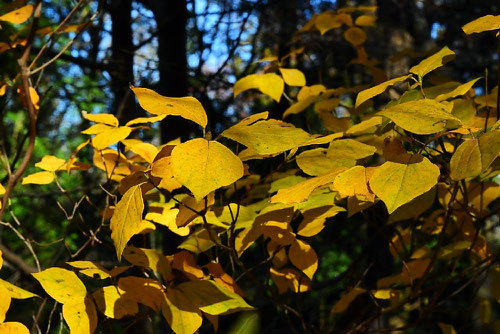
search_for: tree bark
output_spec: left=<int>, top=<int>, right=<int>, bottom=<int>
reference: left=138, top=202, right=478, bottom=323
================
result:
left=109, top=0, right=137, bottom=123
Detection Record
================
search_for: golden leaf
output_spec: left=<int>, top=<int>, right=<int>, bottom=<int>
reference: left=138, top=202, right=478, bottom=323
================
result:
left=22, top=171, right=54, bottom=185
left=171, top=138, right=243, bottom=201
left=369, top=155, right=439, bottom=213
left=355, top=75, right=411, bottom=108
left=32, top=268, right=87, bottom=304
left=0, top=5, right=33, bottom=24
left=463, top=15, right=500, bottom=34
left=279, top=68, right=306, bottom=87
left=409, top=46, right=455, bottom=78
left=131, top=87, right=207, bottom=128
left=110, top=184, right=145, bottom=260
left=233, top=73, right=284, bottom=102
left=379, top=99, right=460, bottom=134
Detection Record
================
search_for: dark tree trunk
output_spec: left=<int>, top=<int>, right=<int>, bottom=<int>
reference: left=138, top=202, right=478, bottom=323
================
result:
left=149, top=0, right=194, bottom=144
left=109, top=0, right=137, bottom=123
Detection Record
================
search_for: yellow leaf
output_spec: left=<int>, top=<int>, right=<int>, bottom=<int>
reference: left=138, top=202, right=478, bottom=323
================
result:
left=435, top=77, right=481, bottom=102
left=450, top=130, right=500, bottom=180
left=81, top=123, right=113, bottom=135
left=67, top=261, right=113, bottom=280
left=176, top=280, right=253, bottom=315
left=32, top=268, right=87, bottom=304
left=122, top=246, right=171, bottom=281
left=0, top=278, right=39, bottom=299
left=372, top=289, right=396, bottom=299
left=22, top=171, right=54, bottom=185
left=315, top=12, right=352, bottom=34
left=221, top=119, right=313, bottom=155
left=131, top=87, right=208, bottom=128
left=344, top=27, right=366, bottom=46
left=110, top=184, right=145, bottom=260
left=297, top=148, right=356, bottom=176
left=0, top=284, right=11, bottom=323
left=279, top=68, right=306, bottom=87
left=297, top=206, right=342, bottom=237
left=388, top=187, right=436, bottom=223
left=0, top=322, right=30, bottom=334
left=297, top=84, right=326, bottom=101
left=331, top=287, right=365, bottom=314
left=283, top=96, right=317, bottom=118
left=355, top=15, right=376, bottom=26
left=327, top=139, right=376, bottom=160
left=118, top=276, right=165, bottom=312
left=172, top=251, right=205, bottom=280
left=82, top=111, right=119, bottom=126
left=271, top=169, right=345, bottom=204
left=463, top=15, right=500, bottom=34
left=171, top=138, right=243, bottom=201
left=0, top=249, right=2, bottom=269
left=233, top=73, right=284, bottom=102
left=34, top=155, right=66, bottom=172
left=270, top=267, right=311, bottom=294
left=162, top=288, right=202, bottom=334
left=125, top=114, right=167, bottom=126
left=379, top=99, right=460, bottom=134
left=0, top=5, right=33, bottom=24
left=92, top=285, right=139, bottom=319
left=355, top=75, right=411, bottom=108
left=333, top=166, right=373, bottom=200
left=0, top=183, right=5, bottom=195
left=409, top=46, right=455, bottom=78
left=289, top=239, right=318, bottom=279
left=92, top=126, right=132, bottom=150
left=62, top=297, right=97, bottom=334
left=369, top=155, right=439, bottom=213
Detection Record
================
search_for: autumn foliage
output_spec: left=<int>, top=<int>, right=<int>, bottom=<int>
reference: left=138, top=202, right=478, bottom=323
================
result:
left=1, top=3, right=500, bottom=334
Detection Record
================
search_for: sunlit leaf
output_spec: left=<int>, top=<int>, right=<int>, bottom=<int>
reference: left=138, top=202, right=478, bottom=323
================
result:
left=92, top=126, right=132, bottom=150
left=462, top=15, right=500, bottom=34
left=0, top=322, right=30, bottom=334
left=131, top=87, right=208, bottom=128
left=222, top=119, right=313, bottom=155
left=355, top=75, right=411, bottom=108
left=110, top=184, right=145, bottom=260
left=62, top=297, right=97, bottom=334
left=171, top=138, right=243, bottom=201
left=0, top=5, right=33, bottom=24
left=34, top=155, right=66, bottom=172
left=450, top=130, right=500, bottom=180
left=93, top=286, right=139, bottom=319
left=369, top=155, right=439, bottom=213
left=271, top=169, right=345, bottom=204
left=409, top=46, right=455, bottom=78
left=327, top=139, right=376, bottom=160
left=279, top=68, right=306, bottom=87
left=82, top=111, right=119, bottom=126
left=379, top=99, right=460, bottom=134
left=176, top=280, right=253, bottom=315
left=22, top=171, right=54, bottom=185
left=162, top=288, right=202, bottom=334
left=289, top=239, right=318, bottom=279
left=32, top=268, right=87, bottom=304
left=233, top=73, right=284, bottom=102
